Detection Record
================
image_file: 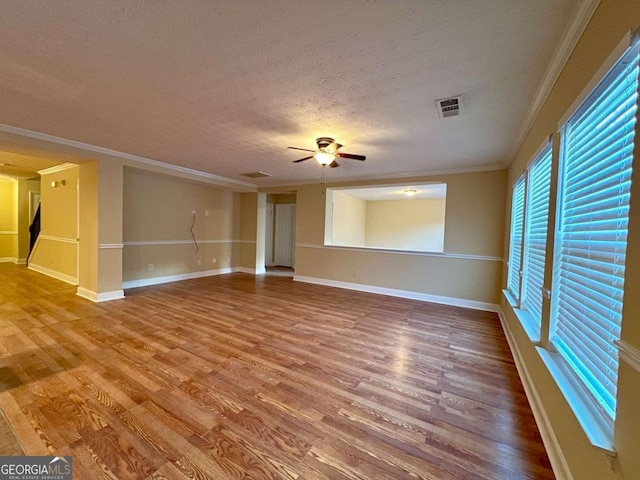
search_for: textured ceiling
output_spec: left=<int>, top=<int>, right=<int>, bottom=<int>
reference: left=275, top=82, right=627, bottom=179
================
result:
left=337, top=184, right=447, bottom=201
left=0, top=151, right=61, bottom=179
left=0, top=0, right=578, bottom=187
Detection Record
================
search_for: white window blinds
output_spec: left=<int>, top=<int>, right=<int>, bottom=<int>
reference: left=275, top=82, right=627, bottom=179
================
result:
left=507, top=177, right=525, bottom=300
left=521, top=144, right=552, bottom=326
left=551, top=43, right=638, bottom=421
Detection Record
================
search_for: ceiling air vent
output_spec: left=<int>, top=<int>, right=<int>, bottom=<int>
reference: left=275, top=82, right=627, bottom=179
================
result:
left=241, top=171, right=272, bottom=178
left=435, top=95, right=463, bottom=119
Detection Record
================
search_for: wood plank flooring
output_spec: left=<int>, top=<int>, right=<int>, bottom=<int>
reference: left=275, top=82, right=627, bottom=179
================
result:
left=0, top=264, right=554, bottom=479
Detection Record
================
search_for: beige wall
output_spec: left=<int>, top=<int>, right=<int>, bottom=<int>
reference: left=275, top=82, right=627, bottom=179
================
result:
left=238, top=192, right=258, bottom=270
left=29, top=165, right=79, bottom=283
left=264, top=169, right=505, bottom=305
left=267, top=193, right=296, bottom=205
left=123, top=168, right=241, bottom=282
left=365, top=198, right=445, bottom=251
left=91, top=159, right=125, bottom=296
left=502, top=2, right=640, bottom=479
left=40, top=167, right=78, bottom=240
left=79, top=161, right=99, bottom=294
left=0, top=177, right=18, bottom=260
left=331, top=190, right=366, bottom=246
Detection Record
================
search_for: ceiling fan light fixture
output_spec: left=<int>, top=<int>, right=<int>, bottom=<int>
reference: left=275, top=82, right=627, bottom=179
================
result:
left=315, top=152, right=335, bottom=165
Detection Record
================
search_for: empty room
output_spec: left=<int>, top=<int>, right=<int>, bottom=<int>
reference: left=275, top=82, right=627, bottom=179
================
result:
left=0, top=1, right=639, bottom=479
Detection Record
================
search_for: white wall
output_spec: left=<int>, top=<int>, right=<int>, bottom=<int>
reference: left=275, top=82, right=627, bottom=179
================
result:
left=331, top=190, right=366, bottom=246
left=365, top=198, right=445, bottom=251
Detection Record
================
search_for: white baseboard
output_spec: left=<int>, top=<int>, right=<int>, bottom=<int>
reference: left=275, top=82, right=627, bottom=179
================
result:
left=0, top=257, right=24, bottom=264
left=28, top=263, right=77, bottom=286
left=122, top=267, right=238, bottom=290
left=236, top=267, right=262, bottom=275
left=76, top=287, right=125, bottom=303
left=293, top=275, right=499, bottom=312
left=497, top=307, right=574, bottom=480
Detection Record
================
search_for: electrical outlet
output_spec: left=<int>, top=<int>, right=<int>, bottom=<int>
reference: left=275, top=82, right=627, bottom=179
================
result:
left=212, top=258, right=217, bottom=264
left=191, top=210, right=196, bottom=216
left=197, top=260, right=202, bottom=266
left=205, top=210, right=210, bottom=216
left=148, top=264, right=154, bottom=271
left=352, top=270, right=358, bottom=278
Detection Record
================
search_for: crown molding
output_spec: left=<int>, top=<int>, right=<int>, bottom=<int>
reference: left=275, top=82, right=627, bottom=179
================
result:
left=260, top=163, right=506, bottom=190
left=37, top=162, right=78, bottom=175
left=0, top=123, right=256, bottom=191
left=507, top=0, right=601, bottom=166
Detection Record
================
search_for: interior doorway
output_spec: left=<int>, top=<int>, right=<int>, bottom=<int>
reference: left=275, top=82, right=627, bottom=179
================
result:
left=265, top=203, right=274, bottom=267
left=264, top=193, right=296, bottom=270
left=274, top=203, right=295, bottom=267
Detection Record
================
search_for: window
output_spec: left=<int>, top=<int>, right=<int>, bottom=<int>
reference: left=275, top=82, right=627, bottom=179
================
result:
left=551, top=43, right=638, bottom=421
left=507, top=177, right=525, bottom=301
left=521, top=144, right=553, bottom=327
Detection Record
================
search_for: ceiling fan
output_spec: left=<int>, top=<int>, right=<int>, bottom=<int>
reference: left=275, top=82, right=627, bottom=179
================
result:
left=288, top=137, right=366, bottom=168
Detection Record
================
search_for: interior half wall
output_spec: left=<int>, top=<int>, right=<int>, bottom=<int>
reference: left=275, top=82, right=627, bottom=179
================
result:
left=265, top=169, right=507, bottom=308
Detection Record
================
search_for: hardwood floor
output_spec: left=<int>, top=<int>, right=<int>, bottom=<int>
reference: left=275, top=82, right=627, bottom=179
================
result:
left=0, top=264, right=554, bottom=479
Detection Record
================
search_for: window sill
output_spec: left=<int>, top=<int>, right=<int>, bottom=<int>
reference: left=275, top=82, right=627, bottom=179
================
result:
left=324, top=243, right=445, bottom=255
left=536, top=347, right=616, bottom=456
left=502, top=290, right=540, bottom=343
left=502, top=288, right=518, bottom=307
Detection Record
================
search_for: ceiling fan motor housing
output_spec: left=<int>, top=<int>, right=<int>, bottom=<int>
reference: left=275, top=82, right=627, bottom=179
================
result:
left=315, top=137, right=335, bottom=149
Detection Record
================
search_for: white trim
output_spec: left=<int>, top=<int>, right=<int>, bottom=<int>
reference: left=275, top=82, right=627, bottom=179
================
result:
left=537, top=348, right=615, bottom=454
left=526, top=135, right=554, bottom=170
left=39, top=234, right=78, bottom=244
left=27, top=235, right=39, bottom=266
left=123, top=239, right=252, bottom=246
left=99, top=243, right=124, bottom=249
left=37, top=163, right=78, bottom=175
left=235, top=267, right=257, bottom=274
left=0, top=231, right=18, bottom=235
left=122, top=267, right=237, bottom=289
left=76, top=287, right=125, bottom=302
left=263, top=164, right=505, bottom=189
left=76, top=178, right=79, bottom=281
left=497, top=308, right=575, bottom=480
left=558, top=30, right=632, bottom=128
left=0, top=257, right=25, bottom=264
left=502, top=290, right=540, bottom=344
left=296, top=243, right=503, bottom=262
left=0, top=124, right=255, bottom=190
left=616, top=340, right=640, bottom=374
left=509, top=0, right=601, bottom=163
left=293, top=274, right=498, bottom=312
left=28, top=263, right=77, bottom=285
left=96, top=290, right=125, bottom=302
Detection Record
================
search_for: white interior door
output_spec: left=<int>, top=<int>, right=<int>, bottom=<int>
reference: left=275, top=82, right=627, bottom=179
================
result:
left=274, top=204, right=296, bottom=267
left=265, top=203, right=274, bottom=267
left=29, top=192, right=41, bottom=223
